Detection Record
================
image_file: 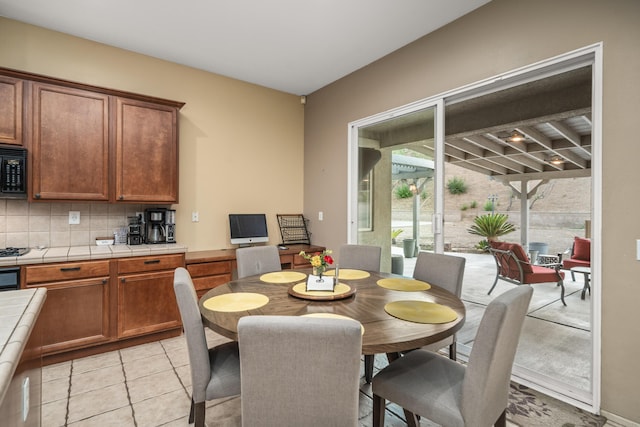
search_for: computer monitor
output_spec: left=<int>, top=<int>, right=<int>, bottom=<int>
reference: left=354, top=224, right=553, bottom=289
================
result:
left=229, top=214, right=269, bottom=246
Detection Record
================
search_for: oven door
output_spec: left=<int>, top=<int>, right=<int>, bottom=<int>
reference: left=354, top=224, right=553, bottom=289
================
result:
left=0, top=266, right=20, bottom=291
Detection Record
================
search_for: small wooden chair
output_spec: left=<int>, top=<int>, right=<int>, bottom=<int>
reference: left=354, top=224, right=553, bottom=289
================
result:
left=488, top=241, right=566, bottom=306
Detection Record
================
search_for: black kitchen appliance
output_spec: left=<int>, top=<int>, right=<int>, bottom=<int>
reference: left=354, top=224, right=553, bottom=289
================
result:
left=127, top=215, right=144, bottom=245
left=0, top=145, right=27, bottom=199
left=145, top=208, right=166, bottom=244
left=164, top=209, right=176, bottom=243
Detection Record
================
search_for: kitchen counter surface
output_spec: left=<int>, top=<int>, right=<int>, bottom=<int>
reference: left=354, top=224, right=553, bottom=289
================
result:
left=0, top=244, right=188, bottom=267
left=0, top=288, right=47, bottom=407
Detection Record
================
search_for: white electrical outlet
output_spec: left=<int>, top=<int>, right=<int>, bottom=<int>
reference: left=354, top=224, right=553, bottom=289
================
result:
left=192, top=212, right=199, bottom=222
left=69, top=211, right=80, bottom=225
left=318, top=211, right=324, bottom=221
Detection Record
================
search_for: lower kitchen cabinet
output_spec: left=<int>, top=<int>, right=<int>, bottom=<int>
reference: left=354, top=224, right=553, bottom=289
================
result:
left=117, top=254, right=184, bottom=338
left=22, top=253, right=185, bottom=363
left=22, top=261, right=111, bottom=355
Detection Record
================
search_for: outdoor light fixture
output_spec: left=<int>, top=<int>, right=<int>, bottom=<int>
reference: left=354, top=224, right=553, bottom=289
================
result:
left=506, top=130, right=525, bottom=143
left=547, top=155, right=566, bottom=165
left=409, top=182, right=418, bottom=195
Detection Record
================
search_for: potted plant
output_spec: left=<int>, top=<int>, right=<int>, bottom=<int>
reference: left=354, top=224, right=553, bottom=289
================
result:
left=391, top=229, right=404, bottom=244
left=467, top=213, right=516, bottom=250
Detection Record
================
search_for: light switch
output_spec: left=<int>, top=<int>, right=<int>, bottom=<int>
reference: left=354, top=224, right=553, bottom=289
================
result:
left=318, top=211, right=323, bottom=221
left=192, top=212, right=199, bottom=222
left=637, top=240, right=640, bottom=260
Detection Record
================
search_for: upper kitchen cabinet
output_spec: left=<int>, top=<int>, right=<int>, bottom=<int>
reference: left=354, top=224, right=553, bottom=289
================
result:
left=31, top=83, right=110, bottom=201
left=0, top=76, right=23, bottom=146
left=114, top=98, right=179, bottom=203
left=0, top=66, right=184, bottom=203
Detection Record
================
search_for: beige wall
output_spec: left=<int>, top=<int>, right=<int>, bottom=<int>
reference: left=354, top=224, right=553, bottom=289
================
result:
left=0, top=17, right=304, bottom=251
left=304, top=0, right=640, bottom=422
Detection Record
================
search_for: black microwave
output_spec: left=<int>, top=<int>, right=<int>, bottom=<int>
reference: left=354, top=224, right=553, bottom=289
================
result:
left=0, top=145, right=27, bottom=199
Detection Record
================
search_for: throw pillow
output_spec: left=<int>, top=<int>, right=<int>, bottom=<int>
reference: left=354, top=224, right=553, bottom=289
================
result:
left=573, top=237, right=591, bottom=261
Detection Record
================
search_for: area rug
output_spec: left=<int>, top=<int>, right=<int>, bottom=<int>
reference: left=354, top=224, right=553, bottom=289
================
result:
left=507, top=383, right=607, bottom=427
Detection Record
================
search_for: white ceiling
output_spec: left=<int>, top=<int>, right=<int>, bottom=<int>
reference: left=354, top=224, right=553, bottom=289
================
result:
left=0, top=0, right=490, bottom=95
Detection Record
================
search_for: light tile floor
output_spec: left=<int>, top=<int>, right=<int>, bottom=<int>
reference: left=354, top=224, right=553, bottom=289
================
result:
left=43, top=329, right=521, bottom=427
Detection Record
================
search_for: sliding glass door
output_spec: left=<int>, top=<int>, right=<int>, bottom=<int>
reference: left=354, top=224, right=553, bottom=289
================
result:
left=349, top=101, right=444, bottom=273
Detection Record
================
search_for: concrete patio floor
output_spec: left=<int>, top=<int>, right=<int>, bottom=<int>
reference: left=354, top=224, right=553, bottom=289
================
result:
left=392, top=249, right=592, bottom=393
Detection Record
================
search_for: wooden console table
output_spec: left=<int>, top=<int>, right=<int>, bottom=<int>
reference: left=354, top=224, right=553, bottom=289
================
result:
left=185, top=244, right=325, bottom=297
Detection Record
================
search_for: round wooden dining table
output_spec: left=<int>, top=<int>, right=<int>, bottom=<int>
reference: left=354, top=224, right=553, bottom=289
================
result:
left=198, top=269, right=466, bottom=356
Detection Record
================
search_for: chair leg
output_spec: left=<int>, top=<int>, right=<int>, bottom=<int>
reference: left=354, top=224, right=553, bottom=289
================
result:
left=193, top=401, right=205, bottom=427
left=571, top=270, right=576, bottom=281
left=372, top=393, right=385, bottom=427
left=188, top=397, right=195, bottom=423
left=449, top=341, right=457, bottom=361
left=404, top=409, right=420, bottom=427
left=365, top=354, right=374, bottom=383
left=488, top=275, right=499, bottom=295
left=495, top=408, right=507, bottom=427
left=559, top=279, right=566, bottom=306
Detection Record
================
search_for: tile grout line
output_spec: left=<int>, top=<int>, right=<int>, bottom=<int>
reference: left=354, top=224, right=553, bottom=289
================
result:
left=160, top=339, right=192, bottom=401
left=64, top=361, right=73, bottom=427
left=118, top=349, right=138, bottom=427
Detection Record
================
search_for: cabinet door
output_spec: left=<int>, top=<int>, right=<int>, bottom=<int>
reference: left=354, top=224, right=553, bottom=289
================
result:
left=0, top=76, right=23, bottom=146
left=31, top=83, right=109, bottom=200
left=118, top=270, right=181, bottom=338
left=115, top=98, right=178, bottom=203
left=35, top=277, right=111, bottom=355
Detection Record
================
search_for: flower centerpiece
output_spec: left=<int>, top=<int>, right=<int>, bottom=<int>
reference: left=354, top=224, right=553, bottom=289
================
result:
left=299, top=249, right=333, bottom=278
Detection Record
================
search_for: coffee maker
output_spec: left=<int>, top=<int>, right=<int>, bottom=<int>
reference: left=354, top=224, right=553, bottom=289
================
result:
left=165, top=209, right=176, bottom=243
left=145, top=208, right=166, bottom=244
left=127, top=214, right=144, bottom=245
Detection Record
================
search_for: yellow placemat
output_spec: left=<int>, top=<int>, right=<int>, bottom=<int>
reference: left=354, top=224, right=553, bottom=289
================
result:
left=203, top=293, right=269, bottom=312
left=291, top=282, right=351, bottom=297
left=260, top=271, right=307, bottom=283
left=324, top=269, right=370, bottom=280
left=384, top=300, right=457, bottom=324
left=301, top=313, right=365, bottom=335
left=377, top=278, right=431, bottom=291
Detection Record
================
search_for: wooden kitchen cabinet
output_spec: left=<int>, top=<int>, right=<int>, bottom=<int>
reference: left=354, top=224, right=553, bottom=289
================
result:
left=186, top=259, right=233, bottom=298
left=0, top=75, right=23, bottom=146
left=22, top=261, right=111, bottom=355
left=31, top=82, right=110, bottom=201
left=117, top=254, right=184, bottom=338
left=0, top=66, right=184, bottom=203
left=114, top=98, right=179, bottom=203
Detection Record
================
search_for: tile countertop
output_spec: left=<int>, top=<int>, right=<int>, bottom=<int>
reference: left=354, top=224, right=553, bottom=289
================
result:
left=0, top=244, right=188, bottom=267
left=0, top=288, right=47, bottom=407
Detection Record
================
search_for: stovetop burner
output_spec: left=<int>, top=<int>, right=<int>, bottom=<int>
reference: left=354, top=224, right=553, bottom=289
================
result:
left=0, top=247, right=30, bottom=257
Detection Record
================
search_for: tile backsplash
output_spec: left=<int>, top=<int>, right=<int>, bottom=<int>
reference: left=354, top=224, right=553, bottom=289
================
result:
left=0, top=200, right=158, bottom=249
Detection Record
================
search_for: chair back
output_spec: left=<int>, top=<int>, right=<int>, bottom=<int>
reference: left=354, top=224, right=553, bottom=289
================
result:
left=489, top=241, right=532, bottom=281
left=412, top=251, right=465, bottom=296
left=339, top=244, right=382, bottom=271
left=236, top=246, right=282, bottom=279
left=238, top=315, right=362, bottom=427
left=173, top=267, right=211, bottom=403
left=461, top=285, right=533, bottom=426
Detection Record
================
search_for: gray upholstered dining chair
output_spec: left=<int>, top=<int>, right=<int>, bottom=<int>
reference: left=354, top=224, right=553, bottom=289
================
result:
left=339, top=244, right=382, bottom=271
left=173, top=267, right=241, bottom=427
left=372, top=285, right=533, bottom=427
left=238, top=315, right=362, bottom=427
left=235, top=245, right=282, bottom=279
left=413, top=251, right=466, bottom=360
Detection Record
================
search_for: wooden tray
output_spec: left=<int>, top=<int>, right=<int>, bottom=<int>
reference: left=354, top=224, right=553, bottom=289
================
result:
left=288, top=282, right=356, bottom=301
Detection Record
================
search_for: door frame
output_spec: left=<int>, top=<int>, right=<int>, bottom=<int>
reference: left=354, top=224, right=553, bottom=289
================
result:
left=347, top=42, right=602, bottom=413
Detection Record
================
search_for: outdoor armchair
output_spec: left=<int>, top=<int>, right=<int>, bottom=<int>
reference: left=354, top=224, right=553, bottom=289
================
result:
left=562, top=236, right=591, bottom=281
left=488, top=241, right=566, bottom=305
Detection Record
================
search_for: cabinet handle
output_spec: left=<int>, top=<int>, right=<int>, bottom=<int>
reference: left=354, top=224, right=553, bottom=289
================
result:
left=144, top=259, right=161, bottom=265
left=35, top=193, right=41, bottom=199
left=60, top=267, right=81, bottom=272
left=121, top=278, right=125, bottom=283
left=119, top=195, right=124, bottom=200
left=102, top=279, right=108, bottom=284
